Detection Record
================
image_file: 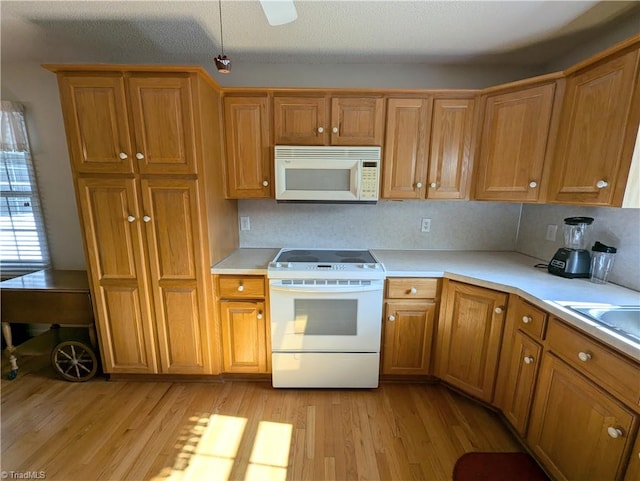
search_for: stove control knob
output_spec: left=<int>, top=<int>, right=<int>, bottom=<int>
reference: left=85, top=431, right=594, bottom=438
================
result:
left=287, top=262, right=293, bottom=268
left=361, top=264, right=369, bottom=269
left=276, top=262, right=282, bottom=268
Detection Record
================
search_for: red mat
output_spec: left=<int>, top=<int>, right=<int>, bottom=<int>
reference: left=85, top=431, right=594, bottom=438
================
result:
left=453, top=452, right=550, bottom=481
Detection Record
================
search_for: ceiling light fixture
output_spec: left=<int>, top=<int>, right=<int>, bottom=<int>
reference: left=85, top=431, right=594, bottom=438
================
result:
left=214, top=0, right=231, bottom=74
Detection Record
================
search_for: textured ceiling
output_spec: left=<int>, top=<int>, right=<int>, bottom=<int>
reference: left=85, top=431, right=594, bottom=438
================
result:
left=2, top=0, right=639, bottom=68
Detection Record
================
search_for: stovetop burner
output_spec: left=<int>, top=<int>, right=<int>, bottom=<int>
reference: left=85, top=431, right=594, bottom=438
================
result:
left=274, top=249, right=377, bottom=264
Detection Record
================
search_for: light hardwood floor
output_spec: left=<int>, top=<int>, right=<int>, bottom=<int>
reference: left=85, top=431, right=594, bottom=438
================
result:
left=1, top=342, right=521, bottom=481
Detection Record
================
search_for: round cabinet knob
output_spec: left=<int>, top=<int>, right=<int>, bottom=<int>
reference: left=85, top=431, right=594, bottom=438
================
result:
left=410, top=287, right=417, bottom=295
left=119, top=152, right=128, bottom=160
left=332, top=127, right=339, bottom=133
left=135, top=153, right=144, bottom=160
left=578, top=351, right=592, bottom=362
left=522, top=315, right=532, bottom=324
left=529, top=181, right=538, bottom=188
left=142, top=215, right=151, bottom=223
left=237, top=284, right=244, bottom=292
left=317, top=127, right=324, bottom=133
left=416, top=182, right=423, bottom=189
left=262, top=180, right=269, bottom=187
left=388, top=314, right=396, bottom=322
left=607, top=427, right=623, bottom=439
left=430, top=182, right=437, bottom=188
left=257, top=311, right=263, bottom=320
left=494, top=307, right=504, bottom=314
left=127, top=215, right=136, bottom=223
left=524, top=356, right=534, bottom=365
left=596, top=180, right=609, bottom=189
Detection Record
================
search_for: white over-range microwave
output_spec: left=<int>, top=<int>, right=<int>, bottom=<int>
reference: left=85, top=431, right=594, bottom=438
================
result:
left=274, top=145, right=381, bottom=203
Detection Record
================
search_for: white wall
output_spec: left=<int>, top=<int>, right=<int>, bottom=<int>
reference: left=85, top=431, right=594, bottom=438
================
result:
left=238, top=200, right=521, bottom=251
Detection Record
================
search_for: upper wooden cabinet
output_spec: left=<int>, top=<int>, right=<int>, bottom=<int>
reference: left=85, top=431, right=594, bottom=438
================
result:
left=435, top=279, right=508, bottom=403
left=548, top=47, right=640, bottom=206
left=59, top=73, right=198, bottom=175
left=382, top=95, right=476, bottom=200
left=274, top=95, right=385, bottom=146
left=223, top=95, right=272, bottom=198
left=474, top=80, right=559, bottom=202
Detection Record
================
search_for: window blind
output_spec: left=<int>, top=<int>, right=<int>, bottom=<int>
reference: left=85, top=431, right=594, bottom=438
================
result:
left=1, top=101, right=50, bottom=277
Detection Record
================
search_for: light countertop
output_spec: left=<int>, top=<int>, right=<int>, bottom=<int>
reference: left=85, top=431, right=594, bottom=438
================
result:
left=212, top=248, right=640, bottom=361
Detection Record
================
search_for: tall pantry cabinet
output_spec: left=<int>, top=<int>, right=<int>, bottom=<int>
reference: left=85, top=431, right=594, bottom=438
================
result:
left=48, top=66, right=239, bottom=375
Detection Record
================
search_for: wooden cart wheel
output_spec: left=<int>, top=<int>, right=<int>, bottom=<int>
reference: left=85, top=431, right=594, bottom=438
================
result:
left=51, top=340, right=97, bottom=382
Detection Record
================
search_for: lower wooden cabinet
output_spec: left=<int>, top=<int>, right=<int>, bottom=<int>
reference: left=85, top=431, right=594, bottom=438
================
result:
left=625, top=431, right=640, bottom=481
left=435, top=279, right=508, bottom=403
left=497, top=330, right=542, bottom=436
left=220, top=300, right=268, bottom=373
left=216, top=275, right=270, bottom=373
left=382, top=278, right=440, bottom=375
left=527, top=353, right=638, bottom=481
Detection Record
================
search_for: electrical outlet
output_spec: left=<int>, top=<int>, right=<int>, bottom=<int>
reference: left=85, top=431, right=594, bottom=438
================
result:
left=421, top=218, right=431, bottom=233
left=546, top=224, right=557, bottom=241
left=240, top=216, right=251, bottom=231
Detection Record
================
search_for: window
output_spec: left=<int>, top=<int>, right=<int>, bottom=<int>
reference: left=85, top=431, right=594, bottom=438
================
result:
left=1, top=100, right=50, bottom=277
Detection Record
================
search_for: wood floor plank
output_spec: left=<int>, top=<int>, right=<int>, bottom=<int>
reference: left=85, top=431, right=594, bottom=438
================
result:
left=2, top=353, right=522, bottom=481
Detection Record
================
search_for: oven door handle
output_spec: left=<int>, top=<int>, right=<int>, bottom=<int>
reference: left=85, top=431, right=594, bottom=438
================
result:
left=270, top=284, right=383, bottom=294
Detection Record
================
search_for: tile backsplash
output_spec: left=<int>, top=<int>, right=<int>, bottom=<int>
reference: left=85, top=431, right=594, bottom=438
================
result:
left=238, top=200, right=521, bottom=250
left=517, top=204, right=640, bottom=291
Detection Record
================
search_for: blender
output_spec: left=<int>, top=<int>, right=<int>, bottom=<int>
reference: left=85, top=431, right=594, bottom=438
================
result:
left=548, top=217, right=594, bottom=278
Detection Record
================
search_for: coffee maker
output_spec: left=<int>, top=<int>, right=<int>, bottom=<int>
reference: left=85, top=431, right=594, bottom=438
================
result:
left=548, top=217, right=594, bottom=278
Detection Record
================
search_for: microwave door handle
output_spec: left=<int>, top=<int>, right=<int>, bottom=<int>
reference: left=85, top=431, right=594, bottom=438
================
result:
left=270, top=284, right=382, bottom=293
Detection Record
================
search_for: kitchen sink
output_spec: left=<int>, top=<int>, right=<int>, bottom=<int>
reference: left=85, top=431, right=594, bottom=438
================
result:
left=567, top=305, right=640, bottom=344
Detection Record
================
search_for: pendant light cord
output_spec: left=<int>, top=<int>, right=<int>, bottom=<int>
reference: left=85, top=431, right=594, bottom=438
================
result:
left=218, top=0, right=225, bottom=55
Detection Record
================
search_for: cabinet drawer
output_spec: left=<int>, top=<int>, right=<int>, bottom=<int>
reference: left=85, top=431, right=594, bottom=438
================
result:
left=512, top=297, right=547, bottom=340
left=218, top=276, right=266, bottom=298
left=386, top=278, right=440, bottom=299
left=548, top=317, right=640, bottom=410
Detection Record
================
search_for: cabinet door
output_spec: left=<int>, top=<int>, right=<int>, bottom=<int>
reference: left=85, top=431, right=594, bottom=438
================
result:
left=223, top=96, right=272, bottom=198
left=331, top=97, right=384, bottom=145
left=528, top=353, right=637, bottom=481
left=498, top=330, right=542, bottom=436
left=624, top=431, right=640, bottom=481
left=475, top=83, right=556, bottom=202
left=127, top=75, right=197, bottom=175
left=220, top=300, right=268, bottom=373
left=76, top=177, right=158, bottom=373
left=58, top=74, right=134, bottom=174
left=274, top=96, right=327, bottom=145
left=141, top=178, right=211, bottom=374
left=382, top=98, right=431, bottom=199
left=548, top=49, right=640, bottom=206
left=436, top=280, right=508, bottom=402
left=427, top=98, right=475, bottom=199
left=382, top=300, right=436, bottom=375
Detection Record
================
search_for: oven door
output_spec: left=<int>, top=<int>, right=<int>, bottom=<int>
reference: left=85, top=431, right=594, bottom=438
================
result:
left=269, top=280, right=383, bottom=352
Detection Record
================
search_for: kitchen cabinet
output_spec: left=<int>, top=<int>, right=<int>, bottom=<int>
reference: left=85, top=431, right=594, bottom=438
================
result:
left=382, top=278, right=440, bottom=375
left=435, top=279, right=508, bottom=403
left=527, top=353, right=637, bottom=481
left=625, top=431, right=640, bottom=481
left=53, top=67, right=239, bottom=375
left=382, top=95, right=476, bottom=200
left=216, top=275, right=270, bottom=374
left=59, top=73, right=198, bottom=175
left=495, top=297, right=548, bottom=436
left=223, top=95, right=272, bottom=198
left=273, top=95, right=385, bottom=146
left=548, top=45, right=640, bottom=206
left=474, top=78, right=560, bottom=202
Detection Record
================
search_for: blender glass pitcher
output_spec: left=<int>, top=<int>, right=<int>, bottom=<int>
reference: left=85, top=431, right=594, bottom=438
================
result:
left=563, top=217, right=594, bottom=250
